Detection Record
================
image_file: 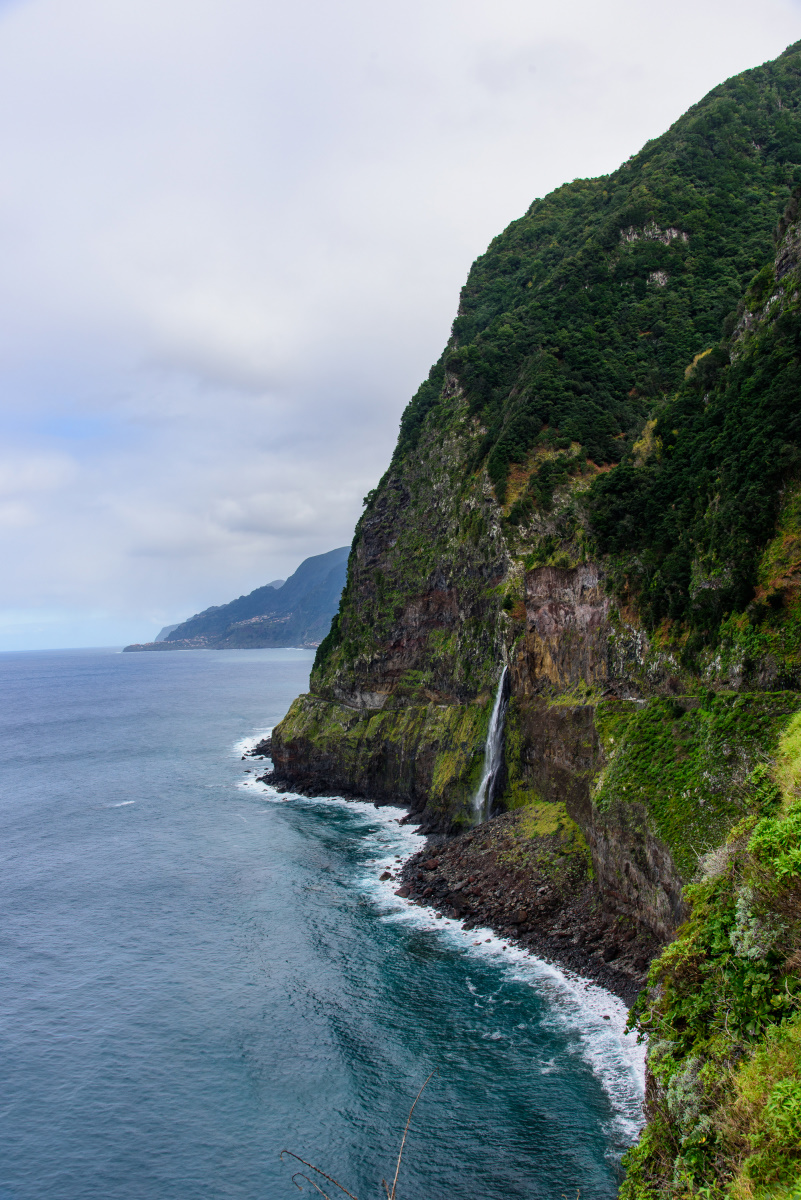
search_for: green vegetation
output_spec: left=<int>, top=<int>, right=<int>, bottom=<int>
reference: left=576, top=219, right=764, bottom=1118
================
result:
left=315, top=41, right=801, bottom=712
left=497, top=799, right=593, bottom=882
left=394, top=43, right=801, bottom=510
left=593, top=694, right=801, bottom=878
left=311, top=402, right=508, bottom=704
left=588, top=215, right=801, bottom=657
left=499, top=698, right=540, bottom=812
left=275, top=693, right=490, bottom=825
left=622, top=712, right=801, bottom=1199
left=286, top=45, right=801, bottom=1200
left=523, top=800, right=590, bottom=862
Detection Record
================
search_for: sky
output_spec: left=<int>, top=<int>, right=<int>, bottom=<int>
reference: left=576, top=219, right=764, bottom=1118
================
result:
left=1, top=0, right=800, bottom=649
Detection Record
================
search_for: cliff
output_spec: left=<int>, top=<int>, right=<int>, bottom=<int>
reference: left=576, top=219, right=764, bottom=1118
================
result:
left=270, top=42, right=801, bottom=1198
left=123, top=548, right=347, bottom=652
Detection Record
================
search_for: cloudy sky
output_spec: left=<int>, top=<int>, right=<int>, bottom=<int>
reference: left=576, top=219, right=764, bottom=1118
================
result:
left=1, top=0, right=800, bottom=649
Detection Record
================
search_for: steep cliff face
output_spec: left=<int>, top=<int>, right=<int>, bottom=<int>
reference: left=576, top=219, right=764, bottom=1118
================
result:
left=272, top=692, right=488, bottom=828
left=314, top=401, right=509, bottom=710
left=303, top=38, right=801, bottom=703
left=514, top=563, right=653, bottom=695
left=270, top=44, right=801, bottom=1196
left=274, top=42, right=801, bottom=923
left=271, top=400, right=510, bottom=828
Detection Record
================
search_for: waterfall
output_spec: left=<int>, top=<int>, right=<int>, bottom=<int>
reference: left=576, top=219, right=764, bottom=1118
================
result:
left=473, top=666, right=509, bottom=824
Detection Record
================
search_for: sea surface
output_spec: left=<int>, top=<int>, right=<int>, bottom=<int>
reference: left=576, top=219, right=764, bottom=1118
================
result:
left=0, top=647, right=645, bottom=1200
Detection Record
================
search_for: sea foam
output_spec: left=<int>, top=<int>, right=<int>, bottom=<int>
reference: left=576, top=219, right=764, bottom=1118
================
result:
left=239, top=769, right=647, bottom=1151
left=232, top=726, right=273, bottom=759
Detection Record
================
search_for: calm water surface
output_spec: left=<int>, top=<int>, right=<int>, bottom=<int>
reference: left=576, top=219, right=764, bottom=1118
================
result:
left=0, top=648, right=644, bottom=1200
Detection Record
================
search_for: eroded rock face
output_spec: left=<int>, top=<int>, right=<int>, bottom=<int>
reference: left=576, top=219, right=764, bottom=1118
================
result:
left=270, top=82, right=801, bottom=992
left=330, top=584, right=467, bottom=708
left=521, top=565, right=611, bottom=692
left=396, top=810, right=663, bottom=1004
left=590, top=801, right=689, bottom=939
left=270, top=694, right=488, bottom=831
left=511, top=700, right=601, bottom=827
left=513, top=563, right=654, bottom=699
left=271, top=547, right=691, bottom=938
left=502, top=698, right=686, bottom=940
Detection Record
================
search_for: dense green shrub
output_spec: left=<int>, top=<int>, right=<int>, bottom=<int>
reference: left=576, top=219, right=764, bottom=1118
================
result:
left=587, top=277, right=801, bottom=639
left=395, top=360, right=446, bottom=457
left=392, top=43, right=801, bottom=507
left=594, top=695, right=800, bottom=877
left=621, top=713, right=801, bottom=1199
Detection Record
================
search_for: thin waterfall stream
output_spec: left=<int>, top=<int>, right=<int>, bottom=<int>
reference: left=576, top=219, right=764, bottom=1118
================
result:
left=473, top=665, right=509, bottom=823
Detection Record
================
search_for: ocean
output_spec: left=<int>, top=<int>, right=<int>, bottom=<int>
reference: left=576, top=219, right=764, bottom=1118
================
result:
left=0, top=647, right=644, bottom=1199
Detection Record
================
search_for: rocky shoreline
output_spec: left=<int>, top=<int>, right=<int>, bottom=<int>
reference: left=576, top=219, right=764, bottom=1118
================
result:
left=247, top=739, right=662, bottom=1007
left=392, top=812, right=662, bottom=1007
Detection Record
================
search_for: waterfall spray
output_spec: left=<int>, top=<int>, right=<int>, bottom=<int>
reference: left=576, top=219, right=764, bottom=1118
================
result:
left=472, top=666, right=509, bottom=824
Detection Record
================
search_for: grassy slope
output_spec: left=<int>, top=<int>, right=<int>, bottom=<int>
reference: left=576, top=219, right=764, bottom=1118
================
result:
left=620, top=710, right=801, bottom=1199
left=593, top=694, right=801, bottom=879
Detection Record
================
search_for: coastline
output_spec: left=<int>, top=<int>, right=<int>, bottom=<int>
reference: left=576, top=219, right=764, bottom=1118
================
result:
left=250, top=738, right=662, bottom=1008
left=244, top=737, right=649, bottom=1158
left=393, top=813, right=661, bottom=1008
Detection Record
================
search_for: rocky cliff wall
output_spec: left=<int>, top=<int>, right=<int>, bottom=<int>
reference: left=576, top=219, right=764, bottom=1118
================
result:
left=272, top=537, right=699, bottom=940
left=272, top=49, right=801, bottom=954
left=273, top=595, right=693, bottom=941
left=271, top=693, right=488, bottom=830
left=267, top=48, right=801, bottom=1198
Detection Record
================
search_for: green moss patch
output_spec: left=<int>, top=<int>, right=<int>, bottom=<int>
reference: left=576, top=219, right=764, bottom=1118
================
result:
left=621, top=704, right=801, bottom=1199
left=505, top=800, right=594, bottom=877
left=594, top=694, right=801, bottom=879
left=273, top=693, right=490, bottom=826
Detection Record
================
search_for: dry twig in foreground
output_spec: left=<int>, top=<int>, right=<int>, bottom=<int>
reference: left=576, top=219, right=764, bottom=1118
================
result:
left=281, top=1070, right=438, bottom=1200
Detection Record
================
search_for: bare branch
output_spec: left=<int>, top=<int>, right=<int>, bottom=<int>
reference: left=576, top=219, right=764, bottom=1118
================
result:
left=279, top=1151, right=360, bottom=1200
left=389, top=1070, right=438, bottom=1200
left=291, top=1171, right=333, bottom=1199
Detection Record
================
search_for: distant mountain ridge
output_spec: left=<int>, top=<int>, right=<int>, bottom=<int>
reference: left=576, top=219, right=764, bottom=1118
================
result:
left=123, top=549, right=347, bottom=652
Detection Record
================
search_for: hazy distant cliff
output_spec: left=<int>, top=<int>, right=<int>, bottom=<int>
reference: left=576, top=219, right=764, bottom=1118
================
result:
left=271, top=42, right=801, bottom=1199
left=124, top=547, right=347, bottom=652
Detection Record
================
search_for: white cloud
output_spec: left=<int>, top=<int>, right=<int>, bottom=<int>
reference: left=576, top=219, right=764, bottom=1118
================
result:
left=0, top=453, right=76, bottom=528
left=0, top=453, right=76, bottom=497
left=0, top=0, right=799, bottom=647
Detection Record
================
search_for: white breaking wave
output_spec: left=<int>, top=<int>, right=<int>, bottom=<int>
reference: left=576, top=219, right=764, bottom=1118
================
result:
left=232, top=727, right=273, bottom=759
left=358, top=830, right=646, bottom=1150
left=236, top=766, right=646, bottom=1150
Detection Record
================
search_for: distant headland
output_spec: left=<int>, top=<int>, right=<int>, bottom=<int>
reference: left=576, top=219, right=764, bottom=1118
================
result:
left=123, top=547, right=347, bottom=652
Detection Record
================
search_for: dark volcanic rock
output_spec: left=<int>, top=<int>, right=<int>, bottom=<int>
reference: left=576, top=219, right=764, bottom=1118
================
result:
left=398, top=809, right=664, bottom=1005
left=246, top=737, right=273, bottom=758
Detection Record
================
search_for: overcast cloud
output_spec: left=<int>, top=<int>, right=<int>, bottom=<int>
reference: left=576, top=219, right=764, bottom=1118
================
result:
left=1, top=0, right=800, bottom=649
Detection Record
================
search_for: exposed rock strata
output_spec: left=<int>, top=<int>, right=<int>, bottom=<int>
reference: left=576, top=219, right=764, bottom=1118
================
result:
left=265, top=49, right=801, bottom=1198
left=272, top=550, right=693, bottom=940
left=520, top=565, right=612, bottom=693
left=268, top=695, right=486, bottom=829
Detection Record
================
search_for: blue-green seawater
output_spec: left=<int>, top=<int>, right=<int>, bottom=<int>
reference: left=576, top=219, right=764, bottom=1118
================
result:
left=0, top=648, right=644, bottom=1199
